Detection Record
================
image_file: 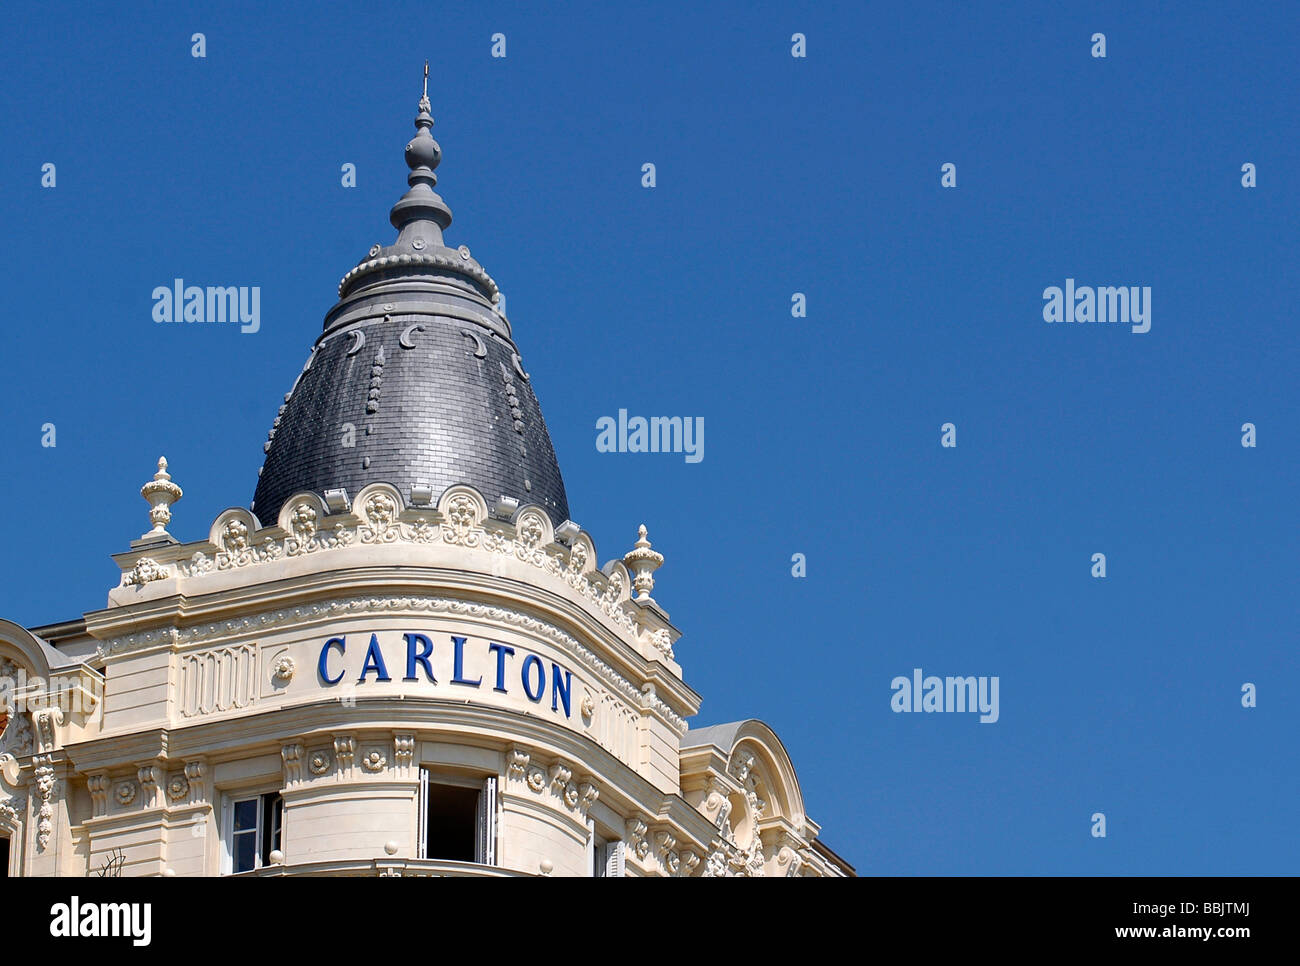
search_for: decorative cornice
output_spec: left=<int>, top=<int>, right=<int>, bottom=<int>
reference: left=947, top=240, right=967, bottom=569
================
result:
left=112, top=484, right=680, bottom=658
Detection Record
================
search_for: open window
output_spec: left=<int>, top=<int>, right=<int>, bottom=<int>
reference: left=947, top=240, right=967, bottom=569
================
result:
left=417, top=770, right=496, bottom=865
left=589, top=819, right=625, bottom=877
left=221, top=791, right=282, bottom=874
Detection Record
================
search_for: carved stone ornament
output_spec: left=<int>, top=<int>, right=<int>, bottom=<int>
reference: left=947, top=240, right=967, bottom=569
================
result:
left=622, top=524, right=664, bottom=600
left=548, top=761, right=572, bottom=792
left=222, top=519, right=250, bottom=554
left=730, top=749, right=757, bottom=784
left=167, top=776, right=189, bottom=801
left=703, top=848, right=729, bottom=878
left=526, top=765, right=546, bottom=793
left=290, top=502, right=318, bottom=541
left=360, top=493, right=399, bottom=542
left=0, top=797, right=22, bottom=828
left=507, top=747, right=529, bottom=780
left=442, top=494, right=481, bottom=547
left=282, top=743, right=306, bottom=783
left=124, top=557, right=169, bottom=587
left=34, top=758, right=56, bottom=851
left=87, top=774, right=110, bottom=816
left=272, top=655, right=296, bottom=682
left=626, top=818, right=650, bottom=862
left=361, top=750, right=387, bottom=772
left=115, top=781, right=137, bottom=806
left=139, top=456, right=182, bottom=539
left=308, top=750, right=332, bottom=775
left=183, top=759, right=207, bottom=800
left=165, top=499, right=645, bottom=644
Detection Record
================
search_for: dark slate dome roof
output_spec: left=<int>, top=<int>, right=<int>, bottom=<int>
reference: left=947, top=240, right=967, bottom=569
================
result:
left=252, top=79, right=569, bottom=526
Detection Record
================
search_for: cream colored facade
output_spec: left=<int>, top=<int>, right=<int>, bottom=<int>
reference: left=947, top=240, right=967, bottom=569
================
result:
left=0, top=478, right=852, bottom=878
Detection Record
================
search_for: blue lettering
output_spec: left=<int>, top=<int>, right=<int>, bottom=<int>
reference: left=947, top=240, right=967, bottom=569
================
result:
left=551, top=663, right=572, bottom=717
left=358, top=633, right=391, bottom=682
left=319, top=637, right=346, bottom=685
left=488, top=642, right=514, bottom=693
left=521, top=654, right=545, bottom=702
left=404, top=633, right=435, bottom=682
left=451, top=635, right=482, bottom=687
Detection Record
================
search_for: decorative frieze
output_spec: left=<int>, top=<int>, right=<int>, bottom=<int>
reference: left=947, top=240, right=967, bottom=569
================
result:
left=180, top=644, right=257, bottom=718
left=100, top=594, right=686, bottom=738
left=119, top=485, right=665, bottom=652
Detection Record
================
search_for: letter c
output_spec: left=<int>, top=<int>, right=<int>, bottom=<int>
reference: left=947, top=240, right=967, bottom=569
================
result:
left=319, top=637, right=346, bottom=684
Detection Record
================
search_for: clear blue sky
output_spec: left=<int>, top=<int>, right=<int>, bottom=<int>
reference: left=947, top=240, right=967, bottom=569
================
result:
left=1, top=1, right=1296, bottom=874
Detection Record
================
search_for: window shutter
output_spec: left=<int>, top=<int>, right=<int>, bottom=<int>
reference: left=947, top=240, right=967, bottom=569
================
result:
left=220, top=796, right=232, bottom=875
left=477, top=775, right=497, bottom=865
left=607, top=840, right=626, bottom=878
left=417, top=769, right=429, bottom=860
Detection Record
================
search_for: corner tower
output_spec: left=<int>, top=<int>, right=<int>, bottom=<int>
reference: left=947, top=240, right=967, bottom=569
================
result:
left=253, top=75, right=569, bottom=525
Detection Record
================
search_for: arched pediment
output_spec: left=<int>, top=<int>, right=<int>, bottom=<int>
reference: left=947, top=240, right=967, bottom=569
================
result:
left=683, top=719, right=807, bottom=829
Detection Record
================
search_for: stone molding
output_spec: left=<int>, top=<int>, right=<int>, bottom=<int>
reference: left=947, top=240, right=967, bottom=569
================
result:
left=108, top=483, right=680, bottom=664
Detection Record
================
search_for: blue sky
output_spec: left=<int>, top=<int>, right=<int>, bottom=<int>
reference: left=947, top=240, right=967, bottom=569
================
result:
left=1, top=1, right=1296, bottom=874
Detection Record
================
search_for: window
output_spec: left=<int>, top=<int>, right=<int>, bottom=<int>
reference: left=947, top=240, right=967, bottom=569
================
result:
left=223, top=791, right=282, bottom=874
left=1, top=835, right=9, bottom=877
left=593, top=837, right=625, bottom=877
left=589, top=819, right=625, bottom=877
left=417, top=770, right=496, bottom=865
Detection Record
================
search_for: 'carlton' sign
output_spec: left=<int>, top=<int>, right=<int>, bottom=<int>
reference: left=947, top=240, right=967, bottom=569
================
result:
left=318, top=632, right=574, bottom=718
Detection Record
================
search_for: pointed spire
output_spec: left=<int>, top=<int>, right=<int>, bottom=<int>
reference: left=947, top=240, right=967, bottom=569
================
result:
left=390, top=62, right=453, bottom=236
